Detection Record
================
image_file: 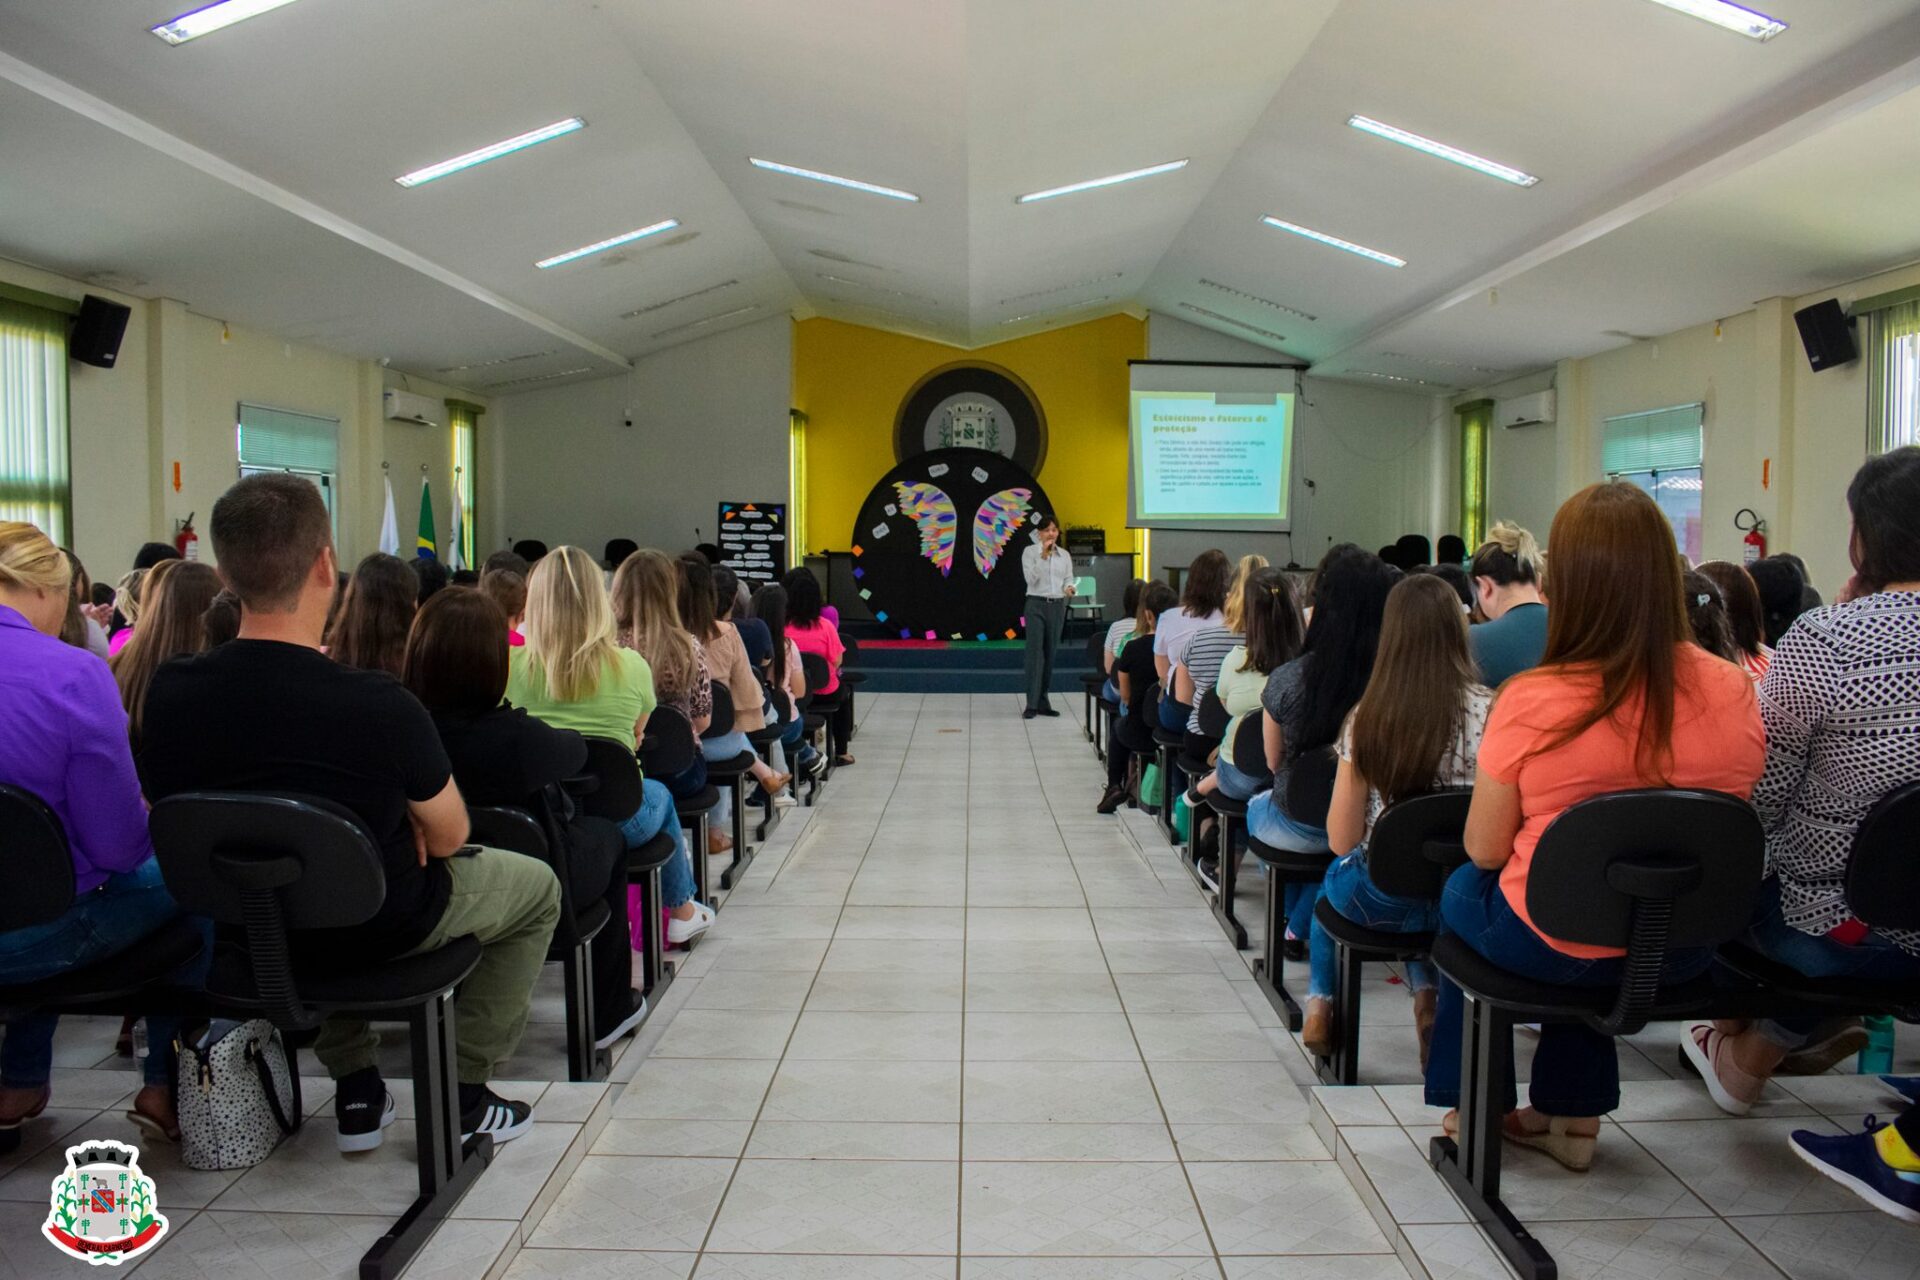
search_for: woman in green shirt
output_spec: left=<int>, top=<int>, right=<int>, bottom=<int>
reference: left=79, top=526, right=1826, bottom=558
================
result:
left=508, top=546, right=711, bottom=944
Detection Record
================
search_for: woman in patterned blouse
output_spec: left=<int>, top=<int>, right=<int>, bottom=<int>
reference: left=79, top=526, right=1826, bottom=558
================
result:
left=1684, top=446, right=1920, bottom=1114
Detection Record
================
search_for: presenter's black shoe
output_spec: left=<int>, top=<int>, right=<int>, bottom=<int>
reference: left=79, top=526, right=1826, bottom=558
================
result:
left=1022, top=708, right=1039, bottom=719
left=1038, top=706, right=1061, bottom=717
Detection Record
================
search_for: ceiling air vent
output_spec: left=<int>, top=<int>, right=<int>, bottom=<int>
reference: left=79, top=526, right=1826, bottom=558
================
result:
left=622, top=280, right=740, bottom=319
left=1198, top=279, right=1316, bottom=323
left=1176, top=302, right=1285, bottom=344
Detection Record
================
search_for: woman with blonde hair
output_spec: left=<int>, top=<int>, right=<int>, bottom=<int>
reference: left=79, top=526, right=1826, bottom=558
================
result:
left=507, top=545, right=711, bottom=944
left=611, top=549, right=712, bottom=801
left=1467, top=520, right=1548, bottom=685
left=106, top=567, right=146, bottom=656
left=1222, top=553, right=1270, bottom=631
left=0, top=522, right=206, bottom=1144
left=112, top=559, right=222, bottom=744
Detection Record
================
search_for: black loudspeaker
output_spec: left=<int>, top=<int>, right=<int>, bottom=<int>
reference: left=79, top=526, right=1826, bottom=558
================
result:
left=1794, top=298, right=1856, bottom=372
left=70, top=295, right=131, bottom=369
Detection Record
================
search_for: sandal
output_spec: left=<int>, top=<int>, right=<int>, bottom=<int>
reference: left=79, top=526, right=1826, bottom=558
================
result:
left=1680, top=1022, right=1765, bottom=1116
left=0, top=1085, right=50, bottom=1132
left=1440, top=1107, right=1599, bottom=1172
left=834, top=754, right=856, bottom=767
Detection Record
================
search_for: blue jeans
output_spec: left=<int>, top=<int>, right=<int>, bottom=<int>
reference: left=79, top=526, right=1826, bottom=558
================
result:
left=702, top=729, right=751, bottom=763
left=1423, top=864, right=1711, bottom=1117
left=0, top=859, right=212, bottom=1090
left=1247, top=788, right=1327, bottom=940
left=1213, top=754, right=1266, bottom=801
left=620, top=778, right=697, bottom=909
left=1744, top=878, right=1920, bottom=1047
left=1100, top=677, right=1119, bottom=705
left=1309, top=849, right=1439, bottom=999
left=1157, top=695, right=1191, bottom=734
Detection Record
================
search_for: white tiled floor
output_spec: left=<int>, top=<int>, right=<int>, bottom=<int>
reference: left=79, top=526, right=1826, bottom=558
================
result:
left=14, top=690, right=1920, bottom=1278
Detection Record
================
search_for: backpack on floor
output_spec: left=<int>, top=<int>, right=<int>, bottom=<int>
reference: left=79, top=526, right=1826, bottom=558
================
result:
left=176, top=1018, right=302, bottom=1170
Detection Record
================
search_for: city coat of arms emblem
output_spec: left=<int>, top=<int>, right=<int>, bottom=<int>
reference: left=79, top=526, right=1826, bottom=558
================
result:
left=43, top=1140, right=168, bottom=1265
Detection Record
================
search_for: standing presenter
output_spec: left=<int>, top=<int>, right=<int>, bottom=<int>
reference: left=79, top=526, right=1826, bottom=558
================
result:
left=1022, top=516, right=1075, bottom=719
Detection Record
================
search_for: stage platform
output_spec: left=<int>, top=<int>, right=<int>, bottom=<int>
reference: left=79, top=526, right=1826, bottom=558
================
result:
left=848, top=634, right=1100, bottom=694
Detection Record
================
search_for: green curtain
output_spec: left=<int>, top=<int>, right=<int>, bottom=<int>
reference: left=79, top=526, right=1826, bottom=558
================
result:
left=1457, top=399, right=1491, bottom=550
left=447, top=400, right=482, bottom=567
left=1867, top=300, right=1920, bottom=455
left=0, top=298, right=72, bottom=546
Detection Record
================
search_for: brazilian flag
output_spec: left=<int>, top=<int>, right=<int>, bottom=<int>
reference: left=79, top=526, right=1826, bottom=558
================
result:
left=416, top=478, right=436, bottom=559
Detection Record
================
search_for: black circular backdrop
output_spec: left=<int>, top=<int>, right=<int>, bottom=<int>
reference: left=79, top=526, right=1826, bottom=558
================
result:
left=892, top=363, right=1048, bottom=473
left=851, top=447, right=1055, bottom=640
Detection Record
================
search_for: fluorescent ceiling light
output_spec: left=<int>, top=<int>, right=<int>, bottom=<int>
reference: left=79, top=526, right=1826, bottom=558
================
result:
left=152, top=0, right=302, bottom=44
left=396, top=118, right=585, bottom=188
left=1643, top=0, right=1787, bottom=39
left=1260, top=216, right=1405, bottom=268
left=536, top=219, right=680, bottom=269
left=1347, top=115, right=1538, bottom=187
left=748, top=158, right=919, bottom=202
left=1015, top=158, right=1188, bottom=204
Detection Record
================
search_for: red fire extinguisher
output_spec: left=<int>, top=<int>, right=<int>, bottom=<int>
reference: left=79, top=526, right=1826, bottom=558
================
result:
left=1735, top=508, right=1766, bottom=566
left=174, top=513, right=199, bottom=562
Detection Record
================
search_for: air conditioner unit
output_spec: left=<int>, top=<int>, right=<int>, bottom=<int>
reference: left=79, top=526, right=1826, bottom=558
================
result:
left=383, top=389, right=441, bottom=428
left=1495, top=390, right=1555, bottom=428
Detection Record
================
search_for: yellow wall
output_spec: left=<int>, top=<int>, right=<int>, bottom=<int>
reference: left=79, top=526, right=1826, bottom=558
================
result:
left=791, top=314, right=1145, bottom=553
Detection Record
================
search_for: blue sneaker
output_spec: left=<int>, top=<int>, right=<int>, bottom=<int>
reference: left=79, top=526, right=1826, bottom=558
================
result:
left=1789, top=1118, right=1920, bottom=1224
left=1882, top=1076, right=1920, bottom=1106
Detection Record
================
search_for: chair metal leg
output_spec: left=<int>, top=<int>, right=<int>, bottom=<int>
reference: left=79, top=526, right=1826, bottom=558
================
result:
left=1251, top=871, right=1302, bottom=1029
left=561, top=940, right=610, bottom=1083
left=1209, top=814, right=1248, bottom=951
left=359, top=993, right=492, bottom=1280
left=1083, top=688, right=1095, bottom=742
left=720, top=782, right=753, bottom=891
left=1320, top=938, right=1363, bottom=1086
left=1183, top=794, right=1215, bottom=894
left=636, top=865, right=674, bottom=1000
left=687, top=812, right=711, bottom=907
left=1429, top=996, right=1557, bottom=1280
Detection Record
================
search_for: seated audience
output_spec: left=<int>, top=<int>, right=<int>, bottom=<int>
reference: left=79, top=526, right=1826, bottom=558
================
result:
left=1423, top=562, right=1474, bottom=610
left=112, top=559, right=221, bottom=745
left=133, top=541, right=181, bottom=571
left=1304, top=574, right=1493, bottom=1063
left=717, top=563, right=754, bottom=622
left=405, top=588, right=649, bottom=1051
left=1682, top=568, right=1738, bottom=663
left=1246, top=546, right=1399, bottom=950
left=1437, top=534, right=1468, bottom=566
left=139, top=476, right=561, bottom=1150
left=1169, top=553, right=1267, bottom=736
left=1192, top=568, right=1305, bottom=803
left=1468, top=521, right=1548, bottom=685
left=1776, top=551, right=1824, bottom=611
left=1751, top=554, right=1813, bottom=646
left=610, top=550, right=715, bottom=802
left=1684, top=447, right=1920, bottom=1113
left=0, top=522, right=205, bottom=1146
left=1097, top=582, right=1179, bottom=814
left=480, top=567, right=528, bottom=646
left=509, top=540, right=548, bottom=564
left=485, top=548, right=531, bottom=577
left=784, top=567, right=854, bottom=767
left=329, top=552, right=418, bottom=677
left=678, top=554, right=790, bottom=808
left=1104, top=578, right=1147, bottom=676
left=58, top=548, right=110, bottom=657
left=202, top=588, right=242, bottom=647
left=1155, top=549, right=1230, bottom=689
left=751, top=583, right=825, bottom=786
left=449, top=568, right=479, bottom=588
left=411, top=556, right=449, bottom=605
left=507, top=545, right=712, bottom=944
left=107, top=567, right=145, bottom=655
left=1422, top=481, right=1764, bottom=1172
left=1696, top=560, right=1771, bottom=681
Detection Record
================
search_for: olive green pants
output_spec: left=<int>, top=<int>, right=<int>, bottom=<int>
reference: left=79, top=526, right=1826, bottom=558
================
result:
left=313, top=847, right=561, bottom=1085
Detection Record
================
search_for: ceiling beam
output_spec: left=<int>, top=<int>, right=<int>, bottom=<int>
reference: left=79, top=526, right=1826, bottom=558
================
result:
left=0, top=47, right=633, bottom=373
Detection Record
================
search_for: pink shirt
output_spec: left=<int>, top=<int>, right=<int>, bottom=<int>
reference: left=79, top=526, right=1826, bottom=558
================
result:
left=790, top=620, right=846, bottom=694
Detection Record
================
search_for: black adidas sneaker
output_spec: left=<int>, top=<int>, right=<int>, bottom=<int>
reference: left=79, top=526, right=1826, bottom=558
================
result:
left=334, top=1067, right=397, bottom=1153
left=460, top=1089, right=534, bottom=1145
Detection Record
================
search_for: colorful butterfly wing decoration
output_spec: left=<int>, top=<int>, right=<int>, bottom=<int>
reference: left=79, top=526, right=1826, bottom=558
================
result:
left=972, top=488, right=1034, bottom=577
left=892, top=481, right=958, bottom=576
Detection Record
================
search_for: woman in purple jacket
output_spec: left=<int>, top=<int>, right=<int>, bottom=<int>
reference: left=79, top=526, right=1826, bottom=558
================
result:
left=0, top=522, right=206, bottom=1146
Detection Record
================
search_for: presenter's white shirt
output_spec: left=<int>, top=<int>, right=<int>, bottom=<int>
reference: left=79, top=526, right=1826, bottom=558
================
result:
left=1023, top=544, right=1075, bottom=598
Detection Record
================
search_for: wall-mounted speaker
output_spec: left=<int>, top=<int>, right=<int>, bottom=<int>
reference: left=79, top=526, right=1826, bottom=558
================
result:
left=70, top=295, right=132, bottom=369
left=1793, top=298, right=1856, bottom=372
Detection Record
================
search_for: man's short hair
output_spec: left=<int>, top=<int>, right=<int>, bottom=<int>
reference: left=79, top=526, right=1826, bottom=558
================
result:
left=209, top=474, right=332, bottom=611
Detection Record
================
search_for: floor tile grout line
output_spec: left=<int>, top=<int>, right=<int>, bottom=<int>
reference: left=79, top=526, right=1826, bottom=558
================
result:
left=956, top=692, right=972, bottom=1280
left=1012, top=694, right=1233, bottom=1280
left=680, top=693, right=928, bottom=1276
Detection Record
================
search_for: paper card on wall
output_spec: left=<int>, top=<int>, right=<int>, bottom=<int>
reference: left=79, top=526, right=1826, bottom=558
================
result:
left=925, top=630, right=937, bottom=640
left=852, top=566, right=864, bottom=579
left=884, top=503, right=897, bottom=516
left=971, top=466, right=988, bottom=482
left=875, top=610, right=888, bottom=621
left=927, top=463, right=949, bottom=477
left=859, top=589, right=871, bottom=599
left=871, top=523, right=890, bottom=539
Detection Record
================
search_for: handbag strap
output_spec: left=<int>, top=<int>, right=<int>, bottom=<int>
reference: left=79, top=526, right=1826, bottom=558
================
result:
left=245, top=1036, right=298, bottom=1136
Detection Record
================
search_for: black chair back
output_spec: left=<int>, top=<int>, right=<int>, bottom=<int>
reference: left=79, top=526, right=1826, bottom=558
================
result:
left=706, top=682, right=736, bottom=739
left=1230, top=712, right=1272, bottom=788
left=1085, top=628, right=1106, bottom=668
left=1195, top=687, right=1230, bottom=741
left=1284, top=745, right=1339, bottom=830
left=0, top=785, right=76, bottom=932
left=1526, top=789, right=1764, bottom=1035
left=1367, top=789, right=1473, bottom=900
left=1847, top=783, right=1920, bottom=932
left=511, top=539, right=548, bottom=562
left=467, top=806, right=545, bottom=859
left=149, top=792, right=388, bottom=1025
left=579, top=736, right=645, bottom=823
left=639, top=706, right=698, bottom=780
left=800, top=651, right=832, bottom=698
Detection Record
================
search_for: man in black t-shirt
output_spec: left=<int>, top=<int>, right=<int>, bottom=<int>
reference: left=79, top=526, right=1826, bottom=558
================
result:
left=139, top=475, right=559, bottom=1152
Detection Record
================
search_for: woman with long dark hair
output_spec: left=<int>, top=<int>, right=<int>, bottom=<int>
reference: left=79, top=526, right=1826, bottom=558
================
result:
left=330, top=552, right=419, bottom=677
left=1192, top=567, right=1306, bottom=803
left=1021, top=515, right=1075, bottom=718
left=112, top=560, right=222, bottom=744
left=1303, top=574, right=1493, bottom=1063
left=783, top=567, right=854, bottom=765
left=1695, top=560, right=1770, bottom=680
left=1154, top=549, right=1231, bottom=686
left=1423, top=482, right=1763, bottom=1172
left=750, top=583, right=825, bottom=785
left=1096, top=582, right=1179, bottom=814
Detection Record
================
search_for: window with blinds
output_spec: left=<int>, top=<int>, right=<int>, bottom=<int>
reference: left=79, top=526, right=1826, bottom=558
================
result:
left=1603, top=403, right=1704, bottom=561
left=236, top=402, right=339, bottom=528
left=0, top=298, right=72, bottom=545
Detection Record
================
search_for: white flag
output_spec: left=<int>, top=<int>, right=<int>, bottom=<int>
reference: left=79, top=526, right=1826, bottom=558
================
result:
left=378, top=473, right=400, bottom=556
left=448, top=478, right=466, bottom=571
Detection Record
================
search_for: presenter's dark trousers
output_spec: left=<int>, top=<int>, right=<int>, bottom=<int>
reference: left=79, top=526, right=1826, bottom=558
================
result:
left=1024, top=595, right=1067, bottom=712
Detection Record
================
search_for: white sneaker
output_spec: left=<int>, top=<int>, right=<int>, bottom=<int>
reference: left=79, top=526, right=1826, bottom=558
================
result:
left=774, top=792, right=798, bottom=808
left=668, top=909, right=713, bottom=945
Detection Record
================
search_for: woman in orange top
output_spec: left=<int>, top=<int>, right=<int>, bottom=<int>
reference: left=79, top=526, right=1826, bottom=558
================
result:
left=1423, top=482, right=1765, bottom=1172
